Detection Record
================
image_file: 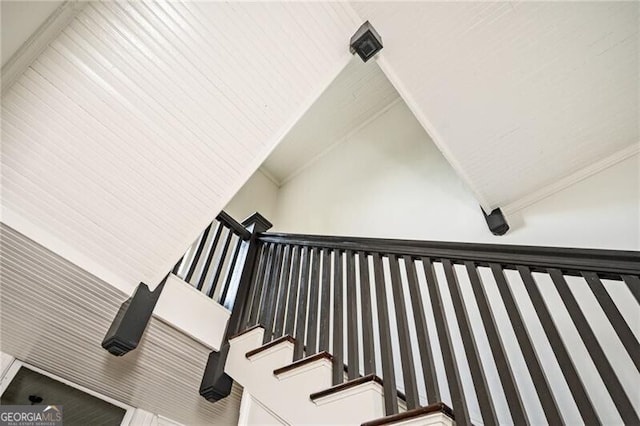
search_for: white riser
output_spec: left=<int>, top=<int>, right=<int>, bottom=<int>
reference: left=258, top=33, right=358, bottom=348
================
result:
left=227, top=329, right=454, bottom=426
left=313, top=380, right=386, bottom=425
left=387, top=413, right=455, bottom=426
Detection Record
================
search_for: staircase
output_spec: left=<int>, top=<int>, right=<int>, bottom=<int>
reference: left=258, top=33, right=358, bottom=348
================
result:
left=153, top=211, right=639, bottom=425
left=226, top=326, right=453, bottom=425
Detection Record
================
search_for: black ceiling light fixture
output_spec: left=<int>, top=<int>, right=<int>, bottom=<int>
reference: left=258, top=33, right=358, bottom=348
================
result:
left=481, top=207, right=510, bottom=236
left=350, top=21, right=383, bottom=62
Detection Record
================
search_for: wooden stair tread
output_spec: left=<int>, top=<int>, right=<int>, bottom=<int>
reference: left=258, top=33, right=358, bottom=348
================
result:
left=309, top=374, right=383, bottom=401
left=245, top=335, right=295, bottom=359
left=342, top=366, right=407, bottom=403
left=228, top=324, right=263, bottom=341
left=274, top=351, right=332, bottom=376
left=361, top=402, right=454, bottom=426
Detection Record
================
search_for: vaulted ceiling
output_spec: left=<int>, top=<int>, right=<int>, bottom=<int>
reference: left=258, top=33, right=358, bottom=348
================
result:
left=2, top=1, right=637, bottom=294
left=1, top=1, right=359, bottom=293
left=353, top=1, right=638, bottom=210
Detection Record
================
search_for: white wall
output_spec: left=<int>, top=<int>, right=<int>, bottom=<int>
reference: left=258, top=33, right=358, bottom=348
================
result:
left=224, top=170, right=279, bottom=223
left=268, top=101, right=638, bottom=250
left=238, top=391, right=287, bottom=426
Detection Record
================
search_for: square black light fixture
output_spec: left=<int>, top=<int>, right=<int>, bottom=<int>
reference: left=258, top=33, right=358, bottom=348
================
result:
left=481, top=207, right=510, bottom=236
left=350, top=21, right=383, bottom=62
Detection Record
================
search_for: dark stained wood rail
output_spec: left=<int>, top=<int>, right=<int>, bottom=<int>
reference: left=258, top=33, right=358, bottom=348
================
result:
left=231, top=231, right=639, bottom=425
left=259, top=232, right=640, bottom=279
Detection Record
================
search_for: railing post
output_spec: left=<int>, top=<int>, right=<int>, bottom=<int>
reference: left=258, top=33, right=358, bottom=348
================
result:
left=199, top=212, right=272, bottom=402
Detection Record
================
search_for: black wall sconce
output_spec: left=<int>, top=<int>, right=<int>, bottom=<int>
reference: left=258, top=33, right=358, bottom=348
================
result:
left=350, top=21, right=383, bottom=62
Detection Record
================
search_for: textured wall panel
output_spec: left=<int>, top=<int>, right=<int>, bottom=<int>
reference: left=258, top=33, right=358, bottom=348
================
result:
left=1, top=1, right=356, bottom=289
left=354, top=2, right=639, bottom=209
left=0, top=224, right=241, bottom=425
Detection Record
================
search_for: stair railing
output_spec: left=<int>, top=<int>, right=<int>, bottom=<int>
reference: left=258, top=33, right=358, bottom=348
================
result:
left=232, top=232, right=639, bottom=425
left=172, top=211, right=252, bottom=309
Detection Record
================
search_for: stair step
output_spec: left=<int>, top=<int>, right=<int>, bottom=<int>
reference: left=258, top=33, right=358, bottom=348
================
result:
left=228, top=324, right=263, bottom=341
left=341, top=367, right=408, bottom=407
left=361, top=403, right=455, bottom=426
left=245, top=335, right=295, bottom=360
left=310, top=374, right=384, bottom=403
left=274, top=351, right=332, bottom=379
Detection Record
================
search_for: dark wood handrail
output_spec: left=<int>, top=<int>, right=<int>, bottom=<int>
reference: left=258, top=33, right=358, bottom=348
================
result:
left=259, top=232, right=640, bottom=278
left=216, top=211, right=251, bottom=240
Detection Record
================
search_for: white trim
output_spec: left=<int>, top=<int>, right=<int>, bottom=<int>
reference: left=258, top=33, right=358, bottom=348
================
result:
left=0, top=361, right=22, bottom=397
left=237, top=390, right=252, bottom=426
left=274, top=358, right=333, bottom=381
left=312, top=381, right=384, bottom=407
left=257, top=167, right=282, bottom=188
left=246, top=341, right=294, bottom=362
left=1, top=1, right=87, bottom=95
left=0, top=358, right=135, bottom=425
left=0, top=353, right=16, bottom=380
left=503, top=143, right=640, bottom=215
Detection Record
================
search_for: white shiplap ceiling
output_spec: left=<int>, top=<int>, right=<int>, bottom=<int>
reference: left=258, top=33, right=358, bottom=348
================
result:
left=262, top=56, right=400, bottom=184
left=354, top=1, right=639, bottom=210
left=1, top=1, right=637, bottom=331
left=0, top=224, right=242, bottom=425
left=1, top=1, right=358, bottom=292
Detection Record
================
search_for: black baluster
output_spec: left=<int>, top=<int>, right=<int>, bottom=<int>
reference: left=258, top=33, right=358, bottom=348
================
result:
left=262, top=244, right=284, bottom=344
left=404, top=255, right=439, bottom=404
left=359, top=251, right=376, bottom=376
left=249, top=243, right=274, bottom=327
left=517, top=266, right=601, bottom=425
left=389, top=254, right=419, bottom=409
left=549, top=268, right=639, bottom=425
left=422, top=257, right=471, bottom=426
left=240, top=243, right=265, bottom=329
left=583, top=272, right=640, bottom=373
left=332, top=250, right=345, bottom=386
left=220, top=236, right=243, bottom=307
left=373, top=253, right=398, bottom=415
left=319, top=248, right=332, bottom=353
left=294, top=246, right=311, bottom=360
left=207, top=228, right=234, bottom=298
left=284, top=246, right=301, bottom=337
left=465, top=261, right=527, bottom=424
left=444, top=259, right=498, bottom=425
left=621, top=275, right=640, bottom=304
left=273, top=245, right=293, bottom=339
left=346, top=250, right=359, bottom=380
left=196, top=222, right=224, bottom=291
left=306, top=247, right=321, bottom=356
left=184, top=223, right=213, bottom=284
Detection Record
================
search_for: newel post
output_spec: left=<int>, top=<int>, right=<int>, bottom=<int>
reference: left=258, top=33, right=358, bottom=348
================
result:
left=199, top=212, right=272, bottom=402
